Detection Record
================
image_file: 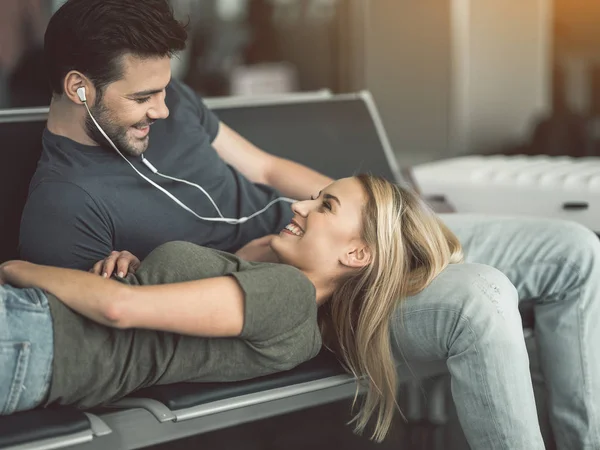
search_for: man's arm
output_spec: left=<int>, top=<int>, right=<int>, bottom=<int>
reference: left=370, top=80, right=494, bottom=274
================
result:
left=19, top=182, right=113, bottom=270
left=212, top=122, right=333, bottom=200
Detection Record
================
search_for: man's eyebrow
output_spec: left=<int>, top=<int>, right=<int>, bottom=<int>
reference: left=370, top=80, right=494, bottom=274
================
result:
left=324, top=193, right=341, bottom=206
left=129, top=88, right=164, bottom=97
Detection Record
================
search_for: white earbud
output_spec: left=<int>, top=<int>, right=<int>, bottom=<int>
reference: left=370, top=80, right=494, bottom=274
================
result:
left=77, top=87, right=87, bottom=103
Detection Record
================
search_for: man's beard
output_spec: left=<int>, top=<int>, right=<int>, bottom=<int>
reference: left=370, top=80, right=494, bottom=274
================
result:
left=84, top=101, right=151, bottom=157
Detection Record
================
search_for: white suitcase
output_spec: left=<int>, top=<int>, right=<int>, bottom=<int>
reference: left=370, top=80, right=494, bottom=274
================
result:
left=413, top=155, right=600, bottom=232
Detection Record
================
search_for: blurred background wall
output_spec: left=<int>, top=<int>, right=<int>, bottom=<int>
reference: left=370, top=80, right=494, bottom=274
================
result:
left=2, top=0, right=600, bottom=164
left=365, top=0, right=453, bottom=165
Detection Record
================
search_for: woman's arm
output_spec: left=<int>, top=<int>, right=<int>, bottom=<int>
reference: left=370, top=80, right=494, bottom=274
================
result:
left=1, top=260, right=126, bottom=327
left=121, top=279, right=245, bottom=337
left=0, top=261, right=245, bottom=337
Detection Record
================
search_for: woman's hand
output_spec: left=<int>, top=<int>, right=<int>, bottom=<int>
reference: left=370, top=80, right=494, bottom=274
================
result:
left=91, top=251, right=140, bottom=278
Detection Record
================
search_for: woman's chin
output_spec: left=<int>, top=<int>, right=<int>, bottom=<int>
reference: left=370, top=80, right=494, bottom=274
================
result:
left=269, top=236, right=282, bottom=254
left=269, top=240, right=292, bottom=265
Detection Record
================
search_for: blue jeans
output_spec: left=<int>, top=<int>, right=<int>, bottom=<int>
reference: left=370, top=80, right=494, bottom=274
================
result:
left=0, top=284, right=54, bottom=415
left=393, top=215, right=600, bottom=449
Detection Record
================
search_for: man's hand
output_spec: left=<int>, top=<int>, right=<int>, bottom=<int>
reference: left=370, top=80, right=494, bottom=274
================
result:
left=235, top=235, right=280, bottom=263
left=91, top=251, right=141, bottom=278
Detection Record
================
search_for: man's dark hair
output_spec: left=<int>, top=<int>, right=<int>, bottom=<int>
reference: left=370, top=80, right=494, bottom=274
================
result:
left=45, top=0, right=188, bottom=97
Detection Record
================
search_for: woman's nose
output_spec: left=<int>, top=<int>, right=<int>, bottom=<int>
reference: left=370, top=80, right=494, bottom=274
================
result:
left=291, top=200, right=310, bottom=217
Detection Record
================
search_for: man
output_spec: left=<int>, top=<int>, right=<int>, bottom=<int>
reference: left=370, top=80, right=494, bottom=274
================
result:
left=19, top=1, right=600, bottom=448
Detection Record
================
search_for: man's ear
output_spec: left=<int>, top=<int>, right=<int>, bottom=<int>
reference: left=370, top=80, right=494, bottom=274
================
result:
left=64, top=71, right=94, bottom=105
left=340, top=244, right=372, bottom=269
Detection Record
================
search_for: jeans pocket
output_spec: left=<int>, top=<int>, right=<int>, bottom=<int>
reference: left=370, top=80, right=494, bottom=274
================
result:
left=0, top=341, right=31, bottom=415
left=1, top=286, right=47, bottom=312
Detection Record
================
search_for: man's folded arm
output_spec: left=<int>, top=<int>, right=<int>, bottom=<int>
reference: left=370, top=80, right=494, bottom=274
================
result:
left=19, top=181, right=114, bottom=270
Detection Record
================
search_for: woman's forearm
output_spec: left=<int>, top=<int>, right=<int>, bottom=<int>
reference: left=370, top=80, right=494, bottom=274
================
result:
left=0, top=261, right=245, bottom=336
left=1, top=260, right=129, bottom=327
left=121, top=277, right=245, bottom=336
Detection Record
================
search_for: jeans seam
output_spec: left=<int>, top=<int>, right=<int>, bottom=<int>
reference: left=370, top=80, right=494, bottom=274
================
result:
left=32, top=355, right=52, bottom=406
left=398, top=308, right=504, bottom=447
left=33, top=315, right=54, bottom=407
left=460, top=314, right=505, bottom=447
left=578, top=297, right=600, bottom=444
left=2, top=342, right=30, bottom=415
left=506, top=257, right=600, bottom=445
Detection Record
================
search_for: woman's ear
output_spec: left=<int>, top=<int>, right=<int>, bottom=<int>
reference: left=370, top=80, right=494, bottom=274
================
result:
left=340, top=244, right=372, bottom=269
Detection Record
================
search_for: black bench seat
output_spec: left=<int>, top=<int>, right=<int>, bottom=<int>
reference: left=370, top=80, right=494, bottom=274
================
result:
left=0, top=408, right=111, bottom=450
left=88, top=356, right=448, bottom=450
left=110, top=349, right=351, bottom=421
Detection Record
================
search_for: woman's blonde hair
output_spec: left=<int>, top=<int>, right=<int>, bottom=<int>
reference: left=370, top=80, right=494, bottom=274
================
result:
left=318, top=174, right=463, bottom=442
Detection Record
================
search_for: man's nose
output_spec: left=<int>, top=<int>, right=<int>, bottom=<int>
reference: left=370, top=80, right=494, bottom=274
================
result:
left=148, top=97, right=169, bottom=120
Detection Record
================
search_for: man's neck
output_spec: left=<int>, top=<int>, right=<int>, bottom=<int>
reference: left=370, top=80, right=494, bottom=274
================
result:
left=47, top=96, right=97, bottom=146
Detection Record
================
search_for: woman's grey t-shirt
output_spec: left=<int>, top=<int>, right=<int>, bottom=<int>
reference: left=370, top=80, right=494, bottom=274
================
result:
left=44, top=241, right=322, bottom=409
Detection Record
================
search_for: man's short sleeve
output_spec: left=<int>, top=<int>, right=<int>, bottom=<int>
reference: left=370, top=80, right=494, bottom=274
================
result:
left=231, top=263, right=317, bottom=343
left=170, top=79, right=220, bottom=142
left=19, top=181, right=113, bottom=270
left=195, top=94, right=220, bottom=142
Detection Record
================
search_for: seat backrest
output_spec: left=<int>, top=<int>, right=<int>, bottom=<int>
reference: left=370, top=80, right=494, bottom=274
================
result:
left=0, top=92, right=400, bottom=263
left=207, top=91, right=402, bottom=183
left=0, top=110, right=47, bottom=263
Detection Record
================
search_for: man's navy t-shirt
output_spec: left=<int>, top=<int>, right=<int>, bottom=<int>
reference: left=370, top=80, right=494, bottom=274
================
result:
left=19, top=80, right=293, bottom=270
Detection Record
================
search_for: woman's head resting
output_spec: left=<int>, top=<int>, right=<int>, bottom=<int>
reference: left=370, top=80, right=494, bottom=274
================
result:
left=271, top=174, right=462, bottom=294
left=272, top=174, right=463, bottom=442
left=270, top=177, right=371, bottom=290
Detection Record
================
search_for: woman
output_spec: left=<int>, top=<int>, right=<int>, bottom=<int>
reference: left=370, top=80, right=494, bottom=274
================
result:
left=0, top=174, right=462, bottom=441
